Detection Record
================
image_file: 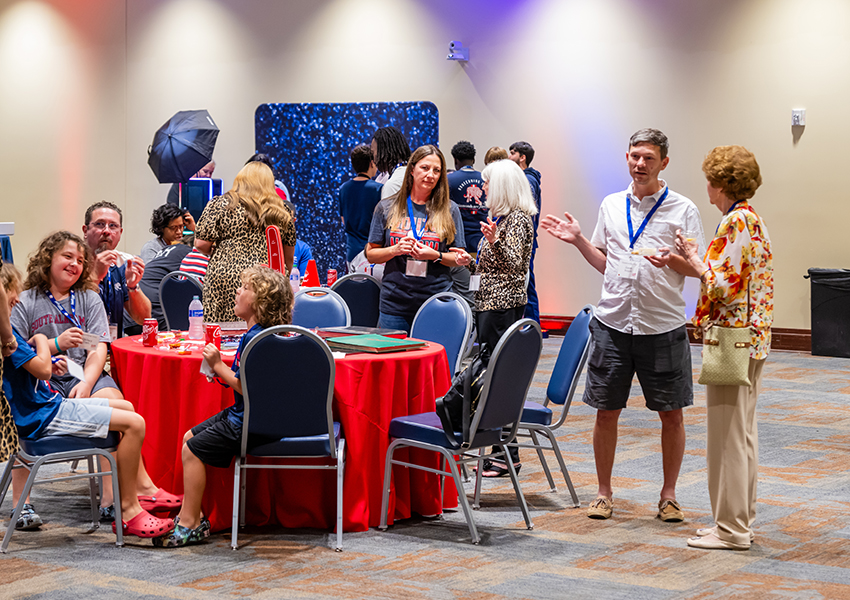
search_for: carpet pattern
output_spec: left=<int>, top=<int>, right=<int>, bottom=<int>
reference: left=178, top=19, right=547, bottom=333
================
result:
left=1, top=341, right=849, bottom=599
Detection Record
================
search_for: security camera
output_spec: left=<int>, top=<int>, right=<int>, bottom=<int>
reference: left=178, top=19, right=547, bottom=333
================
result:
left=447, top=40, right=469, bottom=62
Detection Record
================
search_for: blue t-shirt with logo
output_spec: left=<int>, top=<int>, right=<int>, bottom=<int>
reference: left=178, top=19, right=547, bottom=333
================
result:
left=447, top=167, right=488, bottom=252
left=2, top=330, right=63, bottom=438
left=367, top=199, right=465, bottom=319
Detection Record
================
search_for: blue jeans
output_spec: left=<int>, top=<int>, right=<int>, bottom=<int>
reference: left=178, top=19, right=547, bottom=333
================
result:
left=378, top=312, right=413, bottom=334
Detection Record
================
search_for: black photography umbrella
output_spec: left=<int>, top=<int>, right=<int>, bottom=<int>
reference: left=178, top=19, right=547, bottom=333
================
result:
left=147, top=109, right=219, bottom=183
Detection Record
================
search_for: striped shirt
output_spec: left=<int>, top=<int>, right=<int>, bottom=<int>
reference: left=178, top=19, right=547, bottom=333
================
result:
left=179, top=249, right=209, bottom=282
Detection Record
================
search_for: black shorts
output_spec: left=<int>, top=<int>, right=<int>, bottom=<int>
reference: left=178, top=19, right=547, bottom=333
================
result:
left=582, top=318, right=693, bottom=412
left=50, top=372, right=119, bottom=397
left=186, top=410, right=243, bottom=469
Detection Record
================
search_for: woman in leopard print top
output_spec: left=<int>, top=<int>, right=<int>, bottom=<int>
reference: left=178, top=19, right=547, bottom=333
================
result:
left=195, top=162, right=295, bottom=323
left=473, top=159, right=538, bottom=475
left=474, top=159, right=538, bottom=361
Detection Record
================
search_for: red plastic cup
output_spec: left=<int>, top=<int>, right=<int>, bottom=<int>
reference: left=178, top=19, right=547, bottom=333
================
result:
left=327, top=269, right=338, bottom=287
left=142, top=319, right=158, bottom=347
left=205, top=323, right=222, bottom=349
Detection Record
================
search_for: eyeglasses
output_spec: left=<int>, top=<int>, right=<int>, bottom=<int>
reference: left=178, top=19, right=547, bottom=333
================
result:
left=166, top=224, right=184, bottom=232
left=89, top=221, right=121, bottom=232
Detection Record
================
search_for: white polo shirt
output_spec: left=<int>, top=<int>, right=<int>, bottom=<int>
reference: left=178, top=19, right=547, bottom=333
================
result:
left=590, top=180, right=705, bottom=335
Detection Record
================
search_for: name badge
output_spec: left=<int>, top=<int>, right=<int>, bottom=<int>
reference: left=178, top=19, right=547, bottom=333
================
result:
left=469, top=274, right=481, bottom=291
left=109, top=324, right=118, bottom=343
left=406, top=259, right=427, bottom=278
left=80, top=332, right=101, bottom=352
left=618, top=255, right=640, bottom=280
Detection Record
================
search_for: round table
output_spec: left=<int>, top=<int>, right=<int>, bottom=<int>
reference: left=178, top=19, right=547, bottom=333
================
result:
left=110, top=334, right=455, bottom=532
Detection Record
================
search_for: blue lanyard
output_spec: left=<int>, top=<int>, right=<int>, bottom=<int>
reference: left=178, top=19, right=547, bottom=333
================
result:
left=406, top=197, right=429, bottom=241
left=714, top=200, right=747, bottom=236
left=626, top=187, right=669, bottom=249
left=475, top=216, right=503, bottom=266
left=99, top=269, right=114, bottom=320
left=45, top=289, right=81, bottom=329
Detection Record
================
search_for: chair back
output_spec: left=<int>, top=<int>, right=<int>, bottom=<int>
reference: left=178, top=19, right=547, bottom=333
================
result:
left=240, top=326, right=337, bottom=457
left=410, top=292, right=473, bottom=375
left=292, top=288, right=351, bottom=329
left=469, top=319, right=542, bottom=447
left=331, top=273, right=381, bottom=327
left=546, top=305, right=594, bottom=426
left=159, top=271, right=203, bottom=331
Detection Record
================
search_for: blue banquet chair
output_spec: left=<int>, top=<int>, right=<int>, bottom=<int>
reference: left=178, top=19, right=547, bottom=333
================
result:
left=410, top=292, right=473, bottom=376
left=331, top=273, right=381, bottom=328
left=379, top=319, right=542, bottom=544
left=292, top=288, right=351, bottom=329
left=159, top=271, right=203, bottom=330
left=480, top=305, right=595, bottom=508
left=0, top=433, right=123, bottom=552
left=231, top=325, right=345, bottom=551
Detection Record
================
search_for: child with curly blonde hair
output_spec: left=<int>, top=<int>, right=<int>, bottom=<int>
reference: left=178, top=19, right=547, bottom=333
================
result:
left=154, top=265, right=293, bottom=547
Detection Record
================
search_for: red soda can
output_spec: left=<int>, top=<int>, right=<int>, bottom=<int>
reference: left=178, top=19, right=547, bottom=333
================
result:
left=327, top=269, right=338, bottom=287
left=205, top=323, right=222, bottom=349
left=142, top=319, right=158, bottom=347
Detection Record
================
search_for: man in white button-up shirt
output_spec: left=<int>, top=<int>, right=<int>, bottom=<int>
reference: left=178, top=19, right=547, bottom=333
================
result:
left=541, top=129, right=705, bottom=523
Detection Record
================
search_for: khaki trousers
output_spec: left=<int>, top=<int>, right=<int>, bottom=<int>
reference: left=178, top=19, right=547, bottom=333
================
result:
left=705, top=357, right=765, bottom=547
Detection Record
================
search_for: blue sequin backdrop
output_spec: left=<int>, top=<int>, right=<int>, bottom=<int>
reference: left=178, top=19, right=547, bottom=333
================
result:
left=254, top=101, right=440, bottom=281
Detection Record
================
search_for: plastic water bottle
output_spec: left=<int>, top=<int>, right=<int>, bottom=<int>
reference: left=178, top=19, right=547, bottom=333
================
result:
left=289, top=265, right=301, bottom=294
left=188, top=296, right=204, bottom=339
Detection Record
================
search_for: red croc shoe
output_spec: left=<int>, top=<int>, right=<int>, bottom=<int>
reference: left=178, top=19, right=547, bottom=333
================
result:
left=138, top=488, right=183, bottom=513
left=113, top=510, right=175, bottom=538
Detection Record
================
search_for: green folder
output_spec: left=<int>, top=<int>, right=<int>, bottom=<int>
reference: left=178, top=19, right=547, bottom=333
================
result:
left=326, top=334, right=427, bottom=354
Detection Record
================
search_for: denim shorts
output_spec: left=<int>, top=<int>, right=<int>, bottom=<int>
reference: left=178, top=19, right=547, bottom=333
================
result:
left=582, top=318, right=693, bottom=412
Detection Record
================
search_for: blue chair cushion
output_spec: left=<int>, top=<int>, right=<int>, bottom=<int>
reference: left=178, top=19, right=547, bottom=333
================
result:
left=249, top=422, right=342, bottom=457
left=389, top=412, right=505, bottom=449
left=389, top=412, right=462, bottom=448
left=19, top=432, right=120, bottom=456
left=521, top=401, right=553, bottom=426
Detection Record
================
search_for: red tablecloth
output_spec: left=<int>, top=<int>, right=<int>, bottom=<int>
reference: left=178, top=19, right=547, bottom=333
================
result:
left=110, top=335, right=455, bottom=532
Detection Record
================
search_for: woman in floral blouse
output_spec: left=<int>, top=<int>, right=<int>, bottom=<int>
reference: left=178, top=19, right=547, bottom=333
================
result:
left=677, top=145, right=773, bottom=551
left=474, top=159, right=538, bottom=477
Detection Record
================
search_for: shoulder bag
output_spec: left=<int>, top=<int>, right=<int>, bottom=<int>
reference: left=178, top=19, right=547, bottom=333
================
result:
left=698, top=284, right=752, bottom=387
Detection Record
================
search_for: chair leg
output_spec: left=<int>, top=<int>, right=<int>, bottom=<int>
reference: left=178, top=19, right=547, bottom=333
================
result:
left=86, top=456, right=99, bottom=528
left=102, top=450, right=123, bottom=547
left=238, top=459, right=248, bottom=528
left=0, top=454, right=15, bottom=508
left=70, top=459, right=80, bottom=473
left=231, top=458, right=242, bottom=550
left=500, top=444, right=534, bottom=531
left=2, top=455, right=43, bottom=553
left=545, top=429, right=579, bottom=507
left=529, top=430, right=556, bottom=492
left=335, top=440, right=345, bottom=552
left=439, top=455, right=446, bottom=505
left=439, top=448, right=479, bottom=544
left=378, top=441, right=397, bottom=531
left=473, top=448, right=484, bottom=510
left=0, top=456, right=20, bottom=554
left=460, top=463, right=471, bottom=483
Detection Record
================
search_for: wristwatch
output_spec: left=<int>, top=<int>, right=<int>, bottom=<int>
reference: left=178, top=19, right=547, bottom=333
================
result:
left=433, top=252, right=443, bottom=264
left=2, top=340, right=15, bottom=351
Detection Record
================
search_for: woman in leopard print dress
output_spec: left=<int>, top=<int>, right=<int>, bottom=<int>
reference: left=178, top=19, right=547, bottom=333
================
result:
left=473, top=159, right=538, bottom=476
left=1, top=259, right=20, bottom=465
left=195, top=162, right=295, bottom=323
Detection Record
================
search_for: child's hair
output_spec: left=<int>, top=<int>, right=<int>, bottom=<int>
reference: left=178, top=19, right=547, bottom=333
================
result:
left=240, top=265, right=292, bottom=328
left=24, top=231, right=96, bottom=293
left=1, top=262, right=22, bottom=294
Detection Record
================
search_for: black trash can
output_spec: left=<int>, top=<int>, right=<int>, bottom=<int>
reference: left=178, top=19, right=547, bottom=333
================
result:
left=806, top=268, right=850, bottom=358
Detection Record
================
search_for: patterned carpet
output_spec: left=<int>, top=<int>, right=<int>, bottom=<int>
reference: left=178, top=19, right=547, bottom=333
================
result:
left=1, top=340, right=849, bottom=599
